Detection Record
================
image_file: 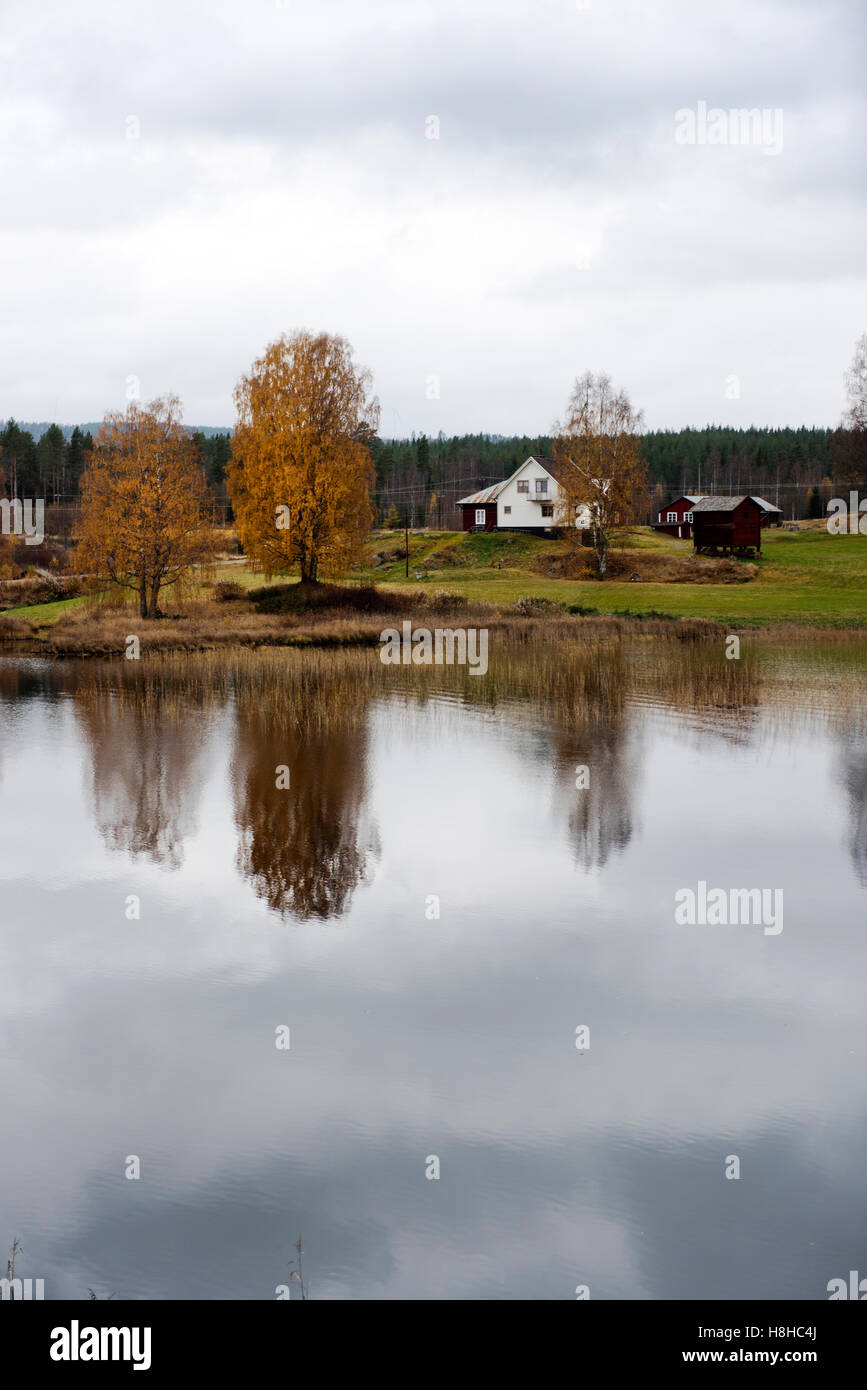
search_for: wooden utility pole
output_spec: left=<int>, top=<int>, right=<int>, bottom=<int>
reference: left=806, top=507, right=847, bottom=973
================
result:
left=405, top=513, right=409, bottom=578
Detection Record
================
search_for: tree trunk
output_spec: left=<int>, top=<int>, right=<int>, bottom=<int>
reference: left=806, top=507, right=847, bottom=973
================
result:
left=593, top=528, right=608, bottom=579
left=301, top=553, right=318, bottom=584
left=139, top=580, right=148, bottom=619
left=149, top=576, right=161, bottom=618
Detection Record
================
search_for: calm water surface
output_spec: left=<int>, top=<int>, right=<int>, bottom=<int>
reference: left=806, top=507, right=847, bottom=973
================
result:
left=0, top=639, right=865, bottom=1299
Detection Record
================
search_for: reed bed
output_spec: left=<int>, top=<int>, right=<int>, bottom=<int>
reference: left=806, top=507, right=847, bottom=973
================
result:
left=14, top=624, right=862, bottom=737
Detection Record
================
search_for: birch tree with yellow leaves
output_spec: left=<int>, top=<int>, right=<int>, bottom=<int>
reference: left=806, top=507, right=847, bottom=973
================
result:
left=228, top=331, right=379, bottom=583
left=553, top=371, right=646, bottom=579
left=75, top=395, right=214, bottom=618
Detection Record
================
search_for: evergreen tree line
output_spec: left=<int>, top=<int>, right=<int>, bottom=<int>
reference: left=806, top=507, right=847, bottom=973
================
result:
left=368, top=425, right=866, bottom=526
left=0, top=420, right=233, bottom=526
left=3, top=418, right=865, bottom=532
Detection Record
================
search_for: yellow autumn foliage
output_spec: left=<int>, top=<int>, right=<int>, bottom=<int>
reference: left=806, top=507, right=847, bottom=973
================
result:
left=228, top=331, right=379, bottom=583
left=75, top=395, right=215, bottom=618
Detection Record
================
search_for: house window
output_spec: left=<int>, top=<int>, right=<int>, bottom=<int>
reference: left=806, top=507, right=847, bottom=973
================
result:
left=503, top=505, right=511, bottom=514
left=541, top=504, right=554, bottom=518
left=475, top=509, right=486, bottom=525
left=667, top=511, right=678, bottom=523
left=684, top=511, right=693, bottom=523
left=517, top=479, right=529, bottom=493
left=535, top=479, right=548, bottom=494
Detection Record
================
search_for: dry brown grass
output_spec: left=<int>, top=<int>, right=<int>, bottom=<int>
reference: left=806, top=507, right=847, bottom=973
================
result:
left=39, top=601, right=390, bottom=657
left=1, top=582, right=729, bottom=658
left=0, top=614, right=30, bottom=641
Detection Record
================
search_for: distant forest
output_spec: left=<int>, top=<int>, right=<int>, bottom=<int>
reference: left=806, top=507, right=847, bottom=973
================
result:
left=370, top=426, right=862, bottom=526
left=0, top=420, right=232, bottom=524
left=2, top=418, right=864, bottom=529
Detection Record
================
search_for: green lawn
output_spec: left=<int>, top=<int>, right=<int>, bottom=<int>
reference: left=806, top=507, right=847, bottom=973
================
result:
left=4, top=594, right=90, bottom=623
left=3, top=562, right=268, bottom=623
left=362, top=526, right=867, bottom=627
left=4, top=528, right=866, bottom=629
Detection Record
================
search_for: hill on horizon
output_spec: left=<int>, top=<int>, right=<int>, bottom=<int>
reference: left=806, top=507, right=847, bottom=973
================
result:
left=10, top=420, right=234, bottom=442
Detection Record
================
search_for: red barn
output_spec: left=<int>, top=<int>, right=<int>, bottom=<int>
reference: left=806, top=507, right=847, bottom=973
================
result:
left=691, top=496, right=764, bottom=554
left=754, top=497, right=783, bottom=528
left=654, top=495, right=705, bottom=539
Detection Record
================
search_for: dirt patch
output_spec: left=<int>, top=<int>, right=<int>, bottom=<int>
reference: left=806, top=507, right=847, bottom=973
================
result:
left=420, top=542, right=470, bottom=568
left=528, top=549, right=595, bottom=579
left=528, top=547, right=756, bottom=584
left=607, top=551, right=757, bottom=584
left=370, top=546, right=407, bottom=566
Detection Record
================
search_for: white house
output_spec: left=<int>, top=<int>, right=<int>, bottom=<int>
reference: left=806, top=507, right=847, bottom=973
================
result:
left=457, top=456, right=593, bottom=535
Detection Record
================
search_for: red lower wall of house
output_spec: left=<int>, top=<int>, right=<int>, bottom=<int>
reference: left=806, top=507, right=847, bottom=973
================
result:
left=461, top=504, right=498, bottom=531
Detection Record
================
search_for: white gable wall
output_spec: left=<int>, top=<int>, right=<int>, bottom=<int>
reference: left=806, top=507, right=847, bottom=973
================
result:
left=495, top=457, right=592, bottom=530
left=496, top=458, right=558, bottom=529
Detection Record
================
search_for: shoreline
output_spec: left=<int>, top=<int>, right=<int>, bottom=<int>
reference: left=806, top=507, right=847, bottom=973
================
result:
left=2, top=607, right=867, bottom=661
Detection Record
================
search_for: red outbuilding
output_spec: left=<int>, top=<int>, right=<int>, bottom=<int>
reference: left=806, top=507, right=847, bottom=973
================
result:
left=653, top=495, right=705, bottom=539
left=691, top=495, right=765, bottom=554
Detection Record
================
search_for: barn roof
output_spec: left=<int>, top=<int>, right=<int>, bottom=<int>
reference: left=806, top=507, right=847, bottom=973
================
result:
left=691, top=495, right=751, bottom=512
left=692, top=494, right=781, bottom=513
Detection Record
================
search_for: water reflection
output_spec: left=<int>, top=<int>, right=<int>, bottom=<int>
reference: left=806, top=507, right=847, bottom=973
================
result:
left=1, top=636, right=866, bottom=1300
left=839, top=738, right=867, bottom=888
left=3, top=635, right=863, bottom=908
left=552, top=718, right=637, bottom=871
left=74, top=682, right=211, bottom=869
left=232, top=667, right=380, bottom=921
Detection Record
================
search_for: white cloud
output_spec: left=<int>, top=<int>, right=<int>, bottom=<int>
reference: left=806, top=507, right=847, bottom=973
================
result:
left=1, top=0, right=864, bottom=429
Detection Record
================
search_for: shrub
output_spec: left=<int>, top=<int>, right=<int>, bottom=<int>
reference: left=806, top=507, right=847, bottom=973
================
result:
left=0, top=573, right=79, bottom=608
left=10, top=539, right=71, bottom=570
left=249, top=581, right=414, bottom=615
left=213, top=580, right=246, bottom=602
left=426, top=588, right=469, bottom=614
left=512, top=595, right=567, bottom=617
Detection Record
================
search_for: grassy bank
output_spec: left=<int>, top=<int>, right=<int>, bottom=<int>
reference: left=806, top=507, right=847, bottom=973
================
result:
left=0, top=578, right=726, bottom=658
left=360, top=524, right=867, bottom=627
left=0, top=524, right=864, bottom=655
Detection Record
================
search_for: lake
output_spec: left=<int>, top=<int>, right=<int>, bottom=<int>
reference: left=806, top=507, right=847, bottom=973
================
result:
left=0, top=635, right=865, bottom=1300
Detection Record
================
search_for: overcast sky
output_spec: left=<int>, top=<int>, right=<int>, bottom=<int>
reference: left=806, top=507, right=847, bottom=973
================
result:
left=2, top=0, right=865, bottom=435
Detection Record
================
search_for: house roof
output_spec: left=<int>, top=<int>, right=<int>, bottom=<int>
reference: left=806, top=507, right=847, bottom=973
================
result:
left=458, top=456, right=562, bottom=506
left=456, top=483, right=504, bottom=506
left=533, top=454, right=593, bottom=491
left=753, top=496, right=782, bottom=513
left=458, top=454, right=594, bottom=508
